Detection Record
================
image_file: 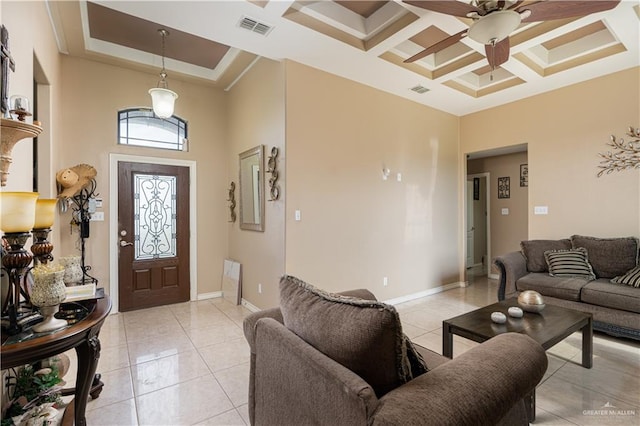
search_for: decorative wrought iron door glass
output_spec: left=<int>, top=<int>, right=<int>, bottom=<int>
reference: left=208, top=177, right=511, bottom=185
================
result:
left=133, top=174, right=177, bottom=260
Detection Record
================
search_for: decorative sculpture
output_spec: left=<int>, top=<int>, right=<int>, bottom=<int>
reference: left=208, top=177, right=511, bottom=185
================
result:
left=267, top=146, right=280, bottom=201
left=597, top=126, right=640, bottom=177
left=227, top=181, right=237, bottom=223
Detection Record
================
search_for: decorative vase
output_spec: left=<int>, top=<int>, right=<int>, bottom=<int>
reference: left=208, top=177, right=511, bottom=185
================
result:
left=517, top=290, right=546, bottom=313
left=30, top=268, right=67, bottom=333
left=60, top=256, right=83, bottom=286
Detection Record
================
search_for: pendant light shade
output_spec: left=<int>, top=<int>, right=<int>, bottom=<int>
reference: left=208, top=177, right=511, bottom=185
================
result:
left=149, top=29, right=178, bottom=118
left=149, top=88, right=178, bottom=118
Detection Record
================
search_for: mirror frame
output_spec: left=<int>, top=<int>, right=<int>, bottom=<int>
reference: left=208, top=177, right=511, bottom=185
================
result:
left=238, top=145, right=265, bottom=231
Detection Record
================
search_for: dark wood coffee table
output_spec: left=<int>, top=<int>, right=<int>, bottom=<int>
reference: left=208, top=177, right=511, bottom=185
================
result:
left=442, top=299, right=593, bottom=422
left=443, top=298, right=593, bottom=367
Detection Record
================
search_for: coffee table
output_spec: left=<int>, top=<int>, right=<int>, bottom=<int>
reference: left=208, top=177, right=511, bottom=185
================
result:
left=442, top=298, right=593, bottom=422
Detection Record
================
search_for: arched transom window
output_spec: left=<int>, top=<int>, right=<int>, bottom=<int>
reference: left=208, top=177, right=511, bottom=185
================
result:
left=118, top=108, right=188, bottom=151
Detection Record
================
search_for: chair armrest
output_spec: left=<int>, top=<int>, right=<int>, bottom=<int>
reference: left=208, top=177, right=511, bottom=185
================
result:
left=371, top=333, right=547, bottom=426
left=494, top=251, right=528, bottom=300
left=243, top=307, right=283, bottom=353
left=254, top=318, right=378, bottom=425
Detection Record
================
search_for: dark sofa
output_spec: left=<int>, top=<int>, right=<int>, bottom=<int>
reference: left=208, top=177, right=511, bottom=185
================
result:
left=494, top=235, right=640, bottom=340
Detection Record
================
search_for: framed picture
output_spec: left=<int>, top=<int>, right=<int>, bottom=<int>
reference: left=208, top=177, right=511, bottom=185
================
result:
left=520, top=164, right=528, bottom=187
left=498, top=177, right=510, bottom=199
left=473, top=177, right=480, bottom=200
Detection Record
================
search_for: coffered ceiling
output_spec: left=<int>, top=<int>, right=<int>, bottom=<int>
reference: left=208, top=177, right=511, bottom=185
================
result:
left=48, top=1, right=639, bottom=116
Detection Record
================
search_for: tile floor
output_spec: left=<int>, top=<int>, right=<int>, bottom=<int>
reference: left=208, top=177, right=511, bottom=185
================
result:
left=63, top=273, right=639, bottom=425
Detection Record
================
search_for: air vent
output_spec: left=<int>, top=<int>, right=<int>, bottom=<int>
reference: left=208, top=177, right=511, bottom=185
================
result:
left=239, top=16, right=273, bottom=36
left=410, top=85, right=430, bottom=94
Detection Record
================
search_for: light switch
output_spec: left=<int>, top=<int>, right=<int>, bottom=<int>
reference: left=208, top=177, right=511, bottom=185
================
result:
left=534, top=206, right=548, bottom=215
left=501, top=208, right=509, bottom=215
left=91, top=211, right=104, bottom=221
left=396, top=173, right=402, bottom=182
left=295, top=210, right=301, bottom=221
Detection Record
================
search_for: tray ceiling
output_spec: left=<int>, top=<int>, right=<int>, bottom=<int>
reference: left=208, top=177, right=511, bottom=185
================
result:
left=48, top=0, right=639, bottom=116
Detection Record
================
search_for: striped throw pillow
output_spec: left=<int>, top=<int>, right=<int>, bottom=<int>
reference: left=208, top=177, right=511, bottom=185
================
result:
left=544, top=248, right=595, bottom=280
left=611, top=266, right=640, bottom=287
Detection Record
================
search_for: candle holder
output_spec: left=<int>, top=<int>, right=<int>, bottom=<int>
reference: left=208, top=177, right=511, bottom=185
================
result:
left=31, top=228, right=54, bottom=265
left=30, top=265, right=67, bottom=333
left=1, top=232, right=34, bottom=335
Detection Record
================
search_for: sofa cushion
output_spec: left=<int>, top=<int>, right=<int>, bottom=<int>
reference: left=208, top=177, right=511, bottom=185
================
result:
left=571, top=235, right=639, bottom=279
left=545, top=248, right=596, bottom=280
left=279, top=275, right=426, bottom=397
left=581, top=279, right=640, bottom=314
left=611, top=266, right=640, bottom=288
left=516, top=273, right=590, bottom=301
left=520, top=239, right=572, bottom=272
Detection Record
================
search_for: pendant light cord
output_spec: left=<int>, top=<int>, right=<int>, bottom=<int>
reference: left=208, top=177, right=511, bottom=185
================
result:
left=158, top=29, right=169, bottom=88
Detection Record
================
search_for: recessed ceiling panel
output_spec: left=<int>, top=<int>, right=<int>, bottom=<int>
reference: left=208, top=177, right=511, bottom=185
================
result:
left=87, top=1, right=231, bottom=70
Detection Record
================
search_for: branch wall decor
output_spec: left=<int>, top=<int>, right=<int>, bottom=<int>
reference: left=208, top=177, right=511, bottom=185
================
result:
left=598, top=126, right=640, bottom=177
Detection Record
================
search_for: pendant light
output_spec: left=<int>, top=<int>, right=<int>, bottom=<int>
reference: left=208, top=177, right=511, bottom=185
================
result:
left=149, top=29, right=178, bottom=118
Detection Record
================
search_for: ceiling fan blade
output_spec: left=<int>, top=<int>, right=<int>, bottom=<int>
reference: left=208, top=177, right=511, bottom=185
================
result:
left=402, top=1, right=482, bottom=18
left=516, top=0, right=620, bottom=23
left=404, top=29, right=468, bottom=63
left=485, top=38, right=510, bottom=68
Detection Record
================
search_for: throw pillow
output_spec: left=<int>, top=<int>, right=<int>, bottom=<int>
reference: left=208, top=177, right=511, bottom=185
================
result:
left=279, top=275, right=427, bottom=397
left=570, top=235, right=639, bottom=279
left=545, top=248, right=596, bottom=280
left=521, top=239, right=572, bottom=272
left=611, top=266, right=640, bottom=288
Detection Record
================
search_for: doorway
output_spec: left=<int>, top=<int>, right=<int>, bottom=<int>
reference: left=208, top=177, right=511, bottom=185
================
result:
left=109, top=154, right=197, bottom=313
left=466, top=173, right=490, bottom=276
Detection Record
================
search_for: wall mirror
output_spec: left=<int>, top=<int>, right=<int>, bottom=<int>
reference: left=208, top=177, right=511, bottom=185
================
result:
left=239, top=145, right=265, bottom=231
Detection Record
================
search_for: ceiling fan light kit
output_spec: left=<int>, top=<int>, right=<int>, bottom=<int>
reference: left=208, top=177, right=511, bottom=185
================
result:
left=467, top=10, right=521, bottom=45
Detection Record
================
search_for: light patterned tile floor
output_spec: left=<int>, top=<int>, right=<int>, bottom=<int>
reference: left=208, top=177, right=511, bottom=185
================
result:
left=76, top=272, right=639, bottom=425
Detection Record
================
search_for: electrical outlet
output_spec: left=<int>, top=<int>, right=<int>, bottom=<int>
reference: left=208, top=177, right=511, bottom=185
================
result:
left=258, top=283, right=262, bottom=294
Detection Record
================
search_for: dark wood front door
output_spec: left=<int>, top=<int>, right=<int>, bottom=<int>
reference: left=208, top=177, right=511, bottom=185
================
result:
left=118, top=162, right=190, bottom=311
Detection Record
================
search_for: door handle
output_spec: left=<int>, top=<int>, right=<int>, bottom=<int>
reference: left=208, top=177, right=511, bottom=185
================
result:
left=120, top=240, right=133, bottom=247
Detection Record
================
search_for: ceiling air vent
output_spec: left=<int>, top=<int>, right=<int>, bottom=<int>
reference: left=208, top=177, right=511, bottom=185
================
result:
left=239, top=16, right=274, bottom=36
left=410, top=85, right=430, bottom=94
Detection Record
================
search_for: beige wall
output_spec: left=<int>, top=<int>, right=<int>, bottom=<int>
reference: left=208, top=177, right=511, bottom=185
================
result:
left=461, top=67, right=640, bottom=240
left=227, top=58, right=286, bottom=309
left=57, top=56, right=229, bottom=297
left=468, top=152, right=529, bottom=268
left=1, top=1, right=63, bottom=249
left=284, top=61, right=461, bottom=300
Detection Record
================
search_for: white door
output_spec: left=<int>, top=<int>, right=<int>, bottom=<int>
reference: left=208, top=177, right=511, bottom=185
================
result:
left=466, top=180, right=475, bottom=268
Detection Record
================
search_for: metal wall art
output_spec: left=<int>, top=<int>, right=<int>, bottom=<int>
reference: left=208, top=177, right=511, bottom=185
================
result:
left=267, top=146, right=280, bottom=201
left=498, top=177, right=510, bottom=199
left=598, top=126, right=640, bottom=177
left=227, top=181, right=236, bottom=223
left=520, top=164, right=528, bottom=187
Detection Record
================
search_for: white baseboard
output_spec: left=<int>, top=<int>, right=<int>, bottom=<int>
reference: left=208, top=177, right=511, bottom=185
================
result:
left=241, top=299, right=261, bottom=312
left=384, top=281, right=465, bottom=306
left=197, top=291, right=222, bottom=301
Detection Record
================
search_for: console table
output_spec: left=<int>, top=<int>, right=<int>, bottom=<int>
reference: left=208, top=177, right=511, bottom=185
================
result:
left=1, top=296, right=111, bottom=426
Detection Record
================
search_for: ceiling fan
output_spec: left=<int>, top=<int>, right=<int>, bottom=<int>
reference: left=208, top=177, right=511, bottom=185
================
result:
left=403, top=0, right=621, bottom=71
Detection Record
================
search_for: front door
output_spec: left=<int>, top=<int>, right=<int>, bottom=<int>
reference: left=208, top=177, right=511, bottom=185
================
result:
left=118, top=161, right=190, bottom=311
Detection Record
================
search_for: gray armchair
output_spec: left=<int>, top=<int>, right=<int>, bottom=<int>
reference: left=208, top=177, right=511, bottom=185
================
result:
left=243, top=287, right=548, bottom=426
